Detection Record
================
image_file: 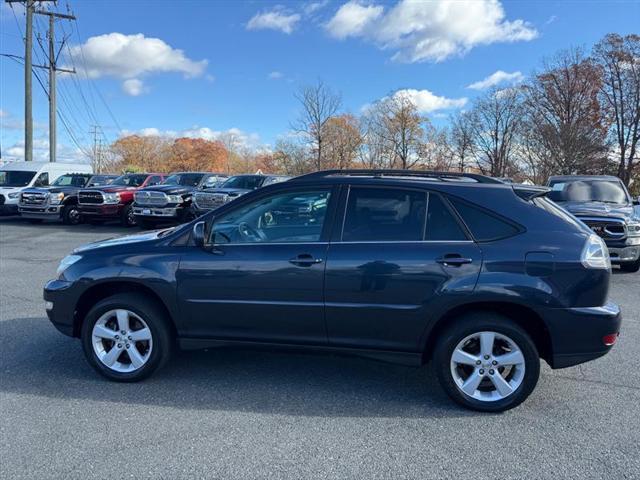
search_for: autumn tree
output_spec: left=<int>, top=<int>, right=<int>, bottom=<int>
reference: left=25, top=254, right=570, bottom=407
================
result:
left=110, top=135, right=170, bottom=172
left=168, top=137, right=227, bottom=172
left=593, top=34, right=640, bottom=186
left=523, top=48, right=608, bottom=176
left=272, top=139, right=313, bottom=175
left=467, top=88, right=523, bottom=177
left=321, top=114, right=362, bottom=169
left=292, top=80, right=342, bottom=170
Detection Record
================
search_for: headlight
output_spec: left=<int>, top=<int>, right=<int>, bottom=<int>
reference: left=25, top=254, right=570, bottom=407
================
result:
left=627, top=223, right=640, bottom=236
left=103, top=192, right=120, bottom=204
left=50, top=192, right=65, bottom=204
left=56, top=254, right=82, bottom=276
left=7, top=192, right=20, bottom=199
left=167, top=194, right=183, bottom=203
left=581, top=234, right=611, bottom=270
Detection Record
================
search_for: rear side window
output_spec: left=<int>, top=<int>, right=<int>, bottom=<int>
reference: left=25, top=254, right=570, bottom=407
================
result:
left=425, top=194, right=467, bottom=241
left=449, top=197, right=520, bottom=241
left=342, top=187, right=427, bottom=241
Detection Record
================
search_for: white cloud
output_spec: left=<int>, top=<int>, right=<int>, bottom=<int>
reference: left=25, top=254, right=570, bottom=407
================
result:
left=467, top=70, right=524, bottom=90
left=325, top=0, right=538, bottom=62
left=66, top=33, right=208, bottom=94
left=122, top=78, right=148, bottom=96
left=391, top=89, right=468, bottom=113
left=304, top=1, right=329, bottom=15
left=268, top=71, right=284, bottom=80
left=325, top=1, right=384, bottom=39
left=122, top=126, right=262, bottom=152
left=0, top=109, right=7, bottom=118
left=1, top=138, right=88, bottom=163
left=247, top=10, right=301, bottom=34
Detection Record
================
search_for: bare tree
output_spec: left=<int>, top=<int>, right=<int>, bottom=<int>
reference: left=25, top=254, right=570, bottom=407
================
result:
left=272, top=139, right=313, bottom=175
left=467, top=88, right=523, bottom=177
left=448, top=111, right=475, bottom=172
left=523, top=48, right=608, bottom=177
left=292, top=80, right=342, bottom=170
left=593, top=34, right=640, bottom=186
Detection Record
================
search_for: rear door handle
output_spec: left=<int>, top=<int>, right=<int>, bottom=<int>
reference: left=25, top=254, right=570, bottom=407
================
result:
left=289, top=254, right=324, bottom=267
left=436, top=255, right=473, bottom=267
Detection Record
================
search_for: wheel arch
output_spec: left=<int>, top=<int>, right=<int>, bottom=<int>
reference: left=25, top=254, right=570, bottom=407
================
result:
left=73, top=280, right=177, bottom=339
left=63, top=195, right=78, bottom=205
left=421, top=301, right=553, bottom=365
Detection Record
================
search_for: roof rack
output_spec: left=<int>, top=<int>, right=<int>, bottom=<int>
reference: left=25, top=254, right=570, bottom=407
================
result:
left=291, top=169, right=502, bottom=184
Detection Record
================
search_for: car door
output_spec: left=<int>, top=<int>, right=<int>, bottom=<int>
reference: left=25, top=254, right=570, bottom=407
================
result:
left=324, top=186, right=482, bottom=352
left=177, top=185, right=338, bottom=344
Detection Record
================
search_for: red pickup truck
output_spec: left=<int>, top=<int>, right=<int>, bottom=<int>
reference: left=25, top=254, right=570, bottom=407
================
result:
left=78, top=173, right=165, bottom=226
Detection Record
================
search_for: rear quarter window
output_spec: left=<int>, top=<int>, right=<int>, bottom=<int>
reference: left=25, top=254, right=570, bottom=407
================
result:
left=448, top=197, right=520, bottom=241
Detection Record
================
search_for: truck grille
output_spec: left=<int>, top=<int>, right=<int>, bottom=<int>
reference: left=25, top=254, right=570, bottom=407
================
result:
left=79, top=190, right=104, bottom=204
left=20, top=192, right=48, bottom=206
left=194, top=192, right=228, bottom=210
left=580, top=218, right=626, bottom=240
left=135, top=191, right=168, bottom=207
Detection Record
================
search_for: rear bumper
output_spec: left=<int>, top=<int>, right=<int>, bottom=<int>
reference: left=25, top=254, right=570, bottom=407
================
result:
left=543, top=302, right=622, bottom=368
left=43, top=279, right=77, bottom=337
left=19, top=204, right=63, bottom=219
left=78, top=203, right=124, bottom=219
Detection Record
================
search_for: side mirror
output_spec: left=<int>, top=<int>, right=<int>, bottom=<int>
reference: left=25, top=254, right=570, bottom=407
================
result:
left=193, top=221, right=206, bottom=248
left=633, top=196, right=640, bottom=206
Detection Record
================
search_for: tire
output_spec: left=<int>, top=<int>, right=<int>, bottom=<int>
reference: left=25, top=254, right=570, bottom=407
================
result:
left=137, top=218, right=155, bottom=230
left=120, top=204, right=136, bottom=227
left=434, top=312, right=540, bottom=412
left=81, top=293, right=172, bottom=382
left=62, top=204, right=82, bottom=225
left=620, top=259, right=640, bottom=273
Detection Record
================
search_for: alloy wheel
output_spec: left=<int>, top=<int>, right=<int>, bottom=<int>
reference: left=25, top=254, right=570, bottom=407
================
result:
left=91, top=309, right=153, bottom=373
left=450, top=331, right=525, bottom=402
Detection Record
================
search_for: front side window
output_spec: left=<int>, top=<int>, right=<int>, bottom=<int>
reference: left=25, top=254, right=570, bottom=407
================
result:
left=221, top=176, right=263, bottom=190
left=342, top=187, right=427, bottom=241
left=111, top=174, right=147, bottom=187
left=202, top=175, right=226, bottom=188
left=34, top=172, right=49, bottom=187
left=210, top=189, right=331, bottom=244
left=146, top=175, right=163, bottom=186
left=162, top=173, right=204, bottom=187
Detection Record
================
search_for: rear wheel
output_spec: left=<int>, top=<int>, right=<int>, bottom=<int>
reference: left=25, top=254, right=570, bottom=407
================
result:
left=620, top=259, right=640, bottom=273
left=81, top=293, right=172, bottom=381
left=62, top=204, right=82, bottom=225
left=434, top=312, right=540, bottom=412
left=120, top=204, right=136, bottom=227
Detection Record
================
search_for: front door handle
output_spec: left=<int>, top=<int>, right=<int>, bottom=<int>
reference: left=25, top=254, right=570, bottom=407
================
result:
left=436, top=255, right=473, bottom=267
left=289, top=254, right=324, bottom=267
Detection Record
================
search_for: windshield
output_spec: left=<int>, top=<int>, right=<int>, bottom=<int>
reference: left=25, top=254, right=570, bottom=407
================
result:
left=548, top=180, right=630, bottom=204
left=110, top=174, right=148, bottom=187
left=221, top=176, right=263, bottom=190
left=87, top=175, right=115, bottom=187
left=162, top=173, right=205, bottom=187
left=0, top=170, right=37, bottom=187
left=52, top=174, right=92, bottom=187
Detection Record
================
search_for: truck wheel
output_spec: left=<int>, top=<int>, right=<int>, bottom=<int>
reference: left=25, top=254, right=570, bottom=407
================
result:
left=62, top=204, right=82, bottom=225
left=620, top=259, right=640, bottom=273
left=81, top=293, right=172, bottom=382
left=120, top=204, right=136, bottom=227
left=434, top=312, right=540, bottom=412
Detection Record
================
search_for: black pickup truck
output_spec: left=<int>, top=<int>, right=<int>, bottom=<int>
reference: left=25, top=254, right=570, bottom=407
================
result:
left=19, top=173, right=117, bottom=224
left=133, top=172, right=227, bottom=228
left=547, top=175, right=640, bottom=272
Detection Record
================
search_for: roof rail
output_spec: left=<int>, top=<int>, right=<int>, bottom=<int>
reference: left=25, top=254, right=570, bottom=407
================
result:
left=291, top=169, right=502, bottom=184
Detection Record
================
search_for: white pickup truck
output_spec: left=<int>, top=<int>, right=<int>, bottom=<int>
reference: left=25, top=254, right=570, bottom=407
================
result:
left=0, top=161, right=92, bottom=216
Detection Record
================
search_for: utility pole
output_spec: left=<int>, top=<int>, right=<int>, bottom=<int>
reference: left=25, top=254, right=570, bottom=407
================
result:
left=35, top=8, right=76, bottom=162
left=90, top=125, right=101, bottom=173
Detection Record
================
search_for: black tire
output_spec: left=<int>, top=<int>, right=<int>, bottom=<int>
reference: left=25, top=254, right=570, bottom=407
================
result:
left=120, top=204, right=136, bottom=227
left=620, top=259, right=640, bottom=273
left=62, top=203, right=82, bottom=225
left=81, top=293, right=172, bottom=382
left=434, top=312, right=540, bottom=412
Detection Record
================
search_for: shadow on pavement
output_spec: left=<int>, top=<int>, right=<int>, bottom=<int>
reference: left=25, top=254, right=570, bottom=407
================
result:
left=0, top=317, right=469, bottom=419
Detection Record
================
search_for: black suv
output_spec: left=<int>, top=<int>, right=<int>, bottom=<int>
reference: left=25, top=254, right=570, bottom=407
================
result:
left=133, top=172, right=227, bottom=228
left=19, top=174, right=117, bottom=224
left=547, top=175, right=640, bottom=272
left=44, top=170, right=621, bottom=412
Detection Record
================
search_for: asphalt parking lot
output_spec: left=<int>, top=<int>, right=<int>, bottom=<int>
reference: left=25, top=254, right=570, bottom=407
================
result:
left=1, top=217, right=639, bottom=480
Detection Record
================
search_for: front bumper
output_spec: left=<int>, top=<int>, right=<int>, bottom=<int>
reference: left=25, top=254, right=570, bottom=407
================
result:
left=43, top=279, right=76, bottom=337
left=19, top=204, right=63, bottom=219
left=543, top=302, right=622, bottom=368
left=607, top=245, right=640, bottom=263
left=0, top=203, right=19, bottom=215
left=78, top=203, right=123, bottom=219
left=133, top=205, right=181, bottom=219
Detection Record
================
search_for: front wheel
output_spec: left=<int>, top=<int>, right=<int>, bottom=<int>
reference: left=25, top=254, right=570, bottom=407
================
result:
left=62, top=204, right=82, bottom=225
left=434, top=313, right=540, bottom=412
left=81, top=293, right=172, bottom=381
left=120, top=204, right=136, bottom=227
left=620, top=259, right=640, bottom=273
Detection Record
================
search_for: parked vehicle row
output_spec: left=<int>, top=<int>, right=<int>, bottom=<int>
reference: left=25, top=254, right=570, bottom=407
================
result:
left=44, top=169, right=623, bottom=412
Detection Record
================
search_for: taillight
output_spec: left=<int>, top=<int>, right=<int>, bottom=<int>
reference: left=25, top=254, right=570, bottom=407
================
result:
left=602, top=333, right=618, bottom=346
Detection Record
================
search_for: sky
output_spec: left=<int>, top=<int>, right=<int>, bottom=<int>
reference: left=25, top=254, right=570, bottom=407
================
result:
left=1, top=0, right=639, bottom=163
